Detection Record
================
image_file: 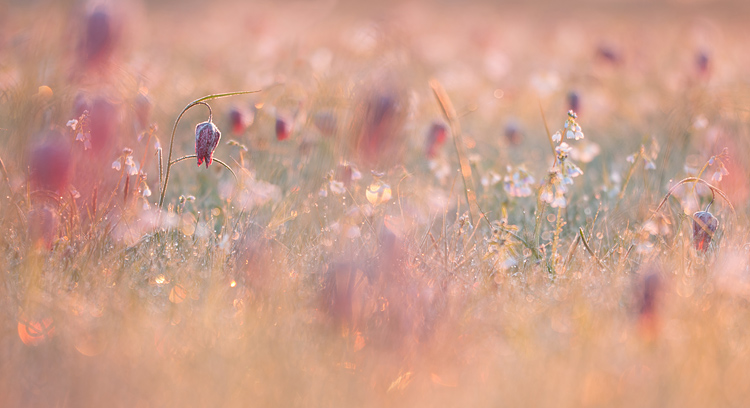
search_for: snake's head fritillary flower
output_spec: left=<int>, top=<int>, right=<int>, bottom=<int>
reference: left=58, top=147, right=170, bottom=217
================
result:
left=30, top=136, right=70, bottom=192
left=276, top=116, right=291, bottom=141
left=195, top=121, right=221, bottom=168
left=567, top=91, right=580, bottom=114
left=229, top=107, right=249, bottom=135
left=692, top=211, right=718, bottom=252
left=425, top=122, right=448, bottom=159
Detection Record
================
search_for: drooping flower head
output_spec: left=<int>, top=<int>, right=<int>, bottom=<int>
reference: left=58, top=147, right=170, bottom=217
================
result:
left=195, top=121, right=221, bottom=168
left=692, top=210, right=718, bottom=252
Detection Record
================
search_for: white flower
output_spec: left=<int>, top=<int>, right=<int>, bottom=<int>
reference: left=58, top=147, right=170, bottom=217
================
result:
left=552, top=131, right=562, bottom=143
left=112, top=159, right=122, bottom=171
left=66, top=119, right=78, bottom=130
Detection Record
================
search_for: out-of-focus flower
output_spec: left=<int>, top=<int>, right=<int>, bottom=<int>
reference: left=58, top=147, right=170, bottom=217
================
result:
left=195, top=121, right=221, bottom=167
left=354, top=83, right=407, bottom=168
left=276, top=116, right=290, bottom=141
left=82, top=6, right=118, bottom=67
left=504, top=120, right=522, bottom=145
left=503, top=166, right=534, bottom=197
left=29, top=137, right=70, bottom=192
left=540, top=169, right=568, bottom=208
left=569, top=141, right=601, bottom=163
left=229, top=106, right=252, bottom=135
left=567, top=91, right=580, bottom=114
left=334, top=161, right=362, bottom=187
left=595, top=43, right=621, bottom=64
left=696, top=50, right=710, bottom=77
left=425, top=121, right=448, bottom=159
left=89, top=98, right=117, bottom=153
left=637, top=270, right=662, bottom=340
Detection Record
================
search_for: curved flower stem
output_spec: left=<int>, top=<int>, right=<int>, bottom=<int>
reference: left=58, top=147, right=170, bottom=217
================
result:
left=623, top=176, right=734, bottom=260
left=158, top=90, right=260, bottom=209
left=169, top=154, right=239, bottom=187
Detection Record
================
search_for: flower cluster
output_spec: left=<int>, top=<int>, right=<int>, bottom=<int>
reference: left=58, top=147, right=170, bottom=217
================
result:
left=707, top=147, right=730, bottom=182
left=67, top=110, right=92, bottom=150
left=540, top=169, right=568, bottom=208
left=112, top=147, right=153, bottom=209
left=503, top=166, right=535, bottom=197
left=541, top=110, right=585, bottom=208
left=552, top=110, right=584, bottom=142
left=112, top=148, right=139, bottom=176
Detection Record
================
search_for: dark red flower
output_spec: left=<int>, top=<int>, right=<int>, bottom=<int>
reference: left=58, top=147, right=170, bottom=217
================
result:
left=83, top=7, right=117, bottom=67
left=425, top=122, right=448, bottom=159
left=29, top=137, right=70, bottom=192
left=692, top=211, right=718, bottom=251
left=89, top=98, right=117, bottom=153
left=276, top=116, right=290, bottom=141
left=195, top=121, right=221, bottom=167
left=229, top=107, right=248, bottom=135
left=504, top=120, right=522, bottom=145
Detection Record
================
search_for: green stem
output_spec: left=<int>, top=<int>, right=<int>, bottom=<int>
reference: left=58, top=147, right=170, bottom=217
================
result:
left=158, top=90, right=260, bottom=208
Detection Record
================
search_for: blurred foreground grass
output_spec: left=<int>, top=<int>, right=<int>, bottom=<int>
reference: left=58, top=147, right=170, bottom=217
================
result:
left=2, top=1, right=750, bottom=407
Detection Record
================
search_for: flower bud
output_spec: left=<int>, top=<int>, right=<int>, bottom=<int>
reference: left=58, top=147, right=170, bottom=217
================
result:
left=195, top=121, right=221, bottom=168
left=692, top=210, right=718, bottom=252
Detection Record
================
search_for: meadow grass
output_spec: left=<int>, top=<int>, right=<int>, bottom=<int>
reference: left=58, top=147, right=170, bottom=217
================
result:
left=1, top=1, right=750, bottom=407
